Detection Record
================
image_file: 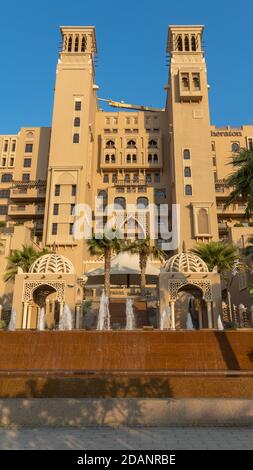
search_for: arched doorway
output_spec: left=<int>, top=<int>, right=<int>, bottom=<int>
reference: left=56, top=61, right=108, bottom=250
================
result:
left=175, top=284, right=207, bottom=329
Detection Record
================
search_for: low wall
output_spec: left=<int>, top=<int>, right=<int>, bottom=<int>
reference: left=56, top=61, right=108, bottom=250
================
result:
left=1, top=398, right=253, bottom=427
left=0, top=330, right=253, bottom=371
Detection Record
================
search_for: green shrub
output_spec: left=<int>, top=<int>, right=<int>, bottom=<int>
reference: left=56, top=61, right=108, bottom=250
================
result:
left=83, top=300, right=92, bottom=317
left=0, top=320, right=6, bottom=329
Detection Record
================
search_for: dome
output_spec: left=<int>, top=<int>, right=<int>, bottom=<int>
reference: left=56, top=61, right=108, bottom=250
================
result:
left=164, top=251, right=209, bottom=273
left=29, top=253, right=75, bottom=274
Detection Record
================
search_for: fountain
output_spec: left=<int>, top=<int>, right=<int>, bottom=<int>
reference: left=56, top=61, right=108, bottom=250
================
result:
left=186, top=313, right=194, bottom=330
left=59, top=304, right=73, bottom=330
left=97, top=291, right=110, bottom=331
left=160, top=306, right=171, bottom=330
left=126, top=298, right=135, bottom=330
left=217, top=314, right=224, bottom=331
left=37, top=307, right=45, bottom=331
left=8, top=309, right=16, bottom=331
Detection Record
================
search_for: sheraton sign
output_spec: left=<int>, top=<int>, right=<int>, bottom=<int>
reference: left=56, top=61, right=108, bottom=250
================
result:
left=211, top=130, right=242, bottom=137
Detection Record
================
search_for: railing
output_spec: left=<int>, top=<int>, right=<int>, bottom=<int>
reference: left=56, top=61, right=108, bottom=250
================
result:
left=11, top=180, right=46, bottom=189
left=115, top=180, right=146, bottom=186
left=85, top=286, right=157, bottom=299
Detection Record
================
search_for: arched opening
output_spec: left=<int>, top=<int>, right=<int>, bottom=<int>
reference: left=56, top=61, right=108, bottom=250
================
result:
left=191, top=35, right=197, bottom=51
left=74, top=36, right=79, bottom=52
left=67, top=36, right=72, bottom=52
left=177, top=35, right=183, bottom=51
left=114, top=197, right=126, bottom=210
left=175, top=284, right=207, bottom=329
left=184, top=35, right=190, bottom=51
left=81, top=35, right=86, bottom=52
left=148, top=139, right=158, bottom=148
left=31, top=285, right=59, bottom=329
left=106, top=140, right=115, bottom=148
left=127, top=140, right=136, bottom=148
left=137, top=197, right=149, bottom=209
left=197, top=208, right=209, bottom=235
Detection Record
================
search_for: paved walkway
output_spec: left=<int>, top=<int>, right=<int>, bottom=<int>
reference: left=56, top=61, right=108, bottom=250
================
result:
left=0, top=426, right=252, bottom=450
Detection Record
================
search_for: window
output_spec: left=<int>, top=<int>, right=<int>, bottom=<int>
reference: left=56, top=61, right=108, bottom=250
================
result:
left=127, top=140, right=136, bottom=148
left=133, top=173, right=139, bottom=183
left=105, top=154, right=110, bottom=163
left=213, top=157, right=217, bottom=166
left=248, top=138, right=253, bottom=150
left=154, top=173, right=160, bottom=183
left=132, top=154, right=137, bottom=163
left=71, top=203, right=75, bottom=214
left=3, top=142, right=8, bottom=152
left=74, top=36, right=79, bottom=52
left=153, top=154, right=158, bottom=163
left=146, top=174, right=152, bottom=183
left=192, top=73, right=200, bottom=90
left=11, top=142, right=16, bottom=152
left=111, top=155, right=116, bottom=163
left=183, top=149, right=190, bottom=160
left=0, top=189, right=10, bottom=198
left=53, top=204, right=59, bottom=215
left=137, top=197, right=149, bottom=209
left=103, top=174, right=109, bottom=183
left=155, top=189, right=166, bottom=199
left=23, top=158, right=32, bottom=168
left=75, top=101, right=82, bottom=111
left=112, top=173, right=117, bottom=183
left=124, top=174, right=130, bottom=183
left=106, top=140, right=115, bottom=148
left=148, top=139, right=157, bottom=148
left=181, top=73, right=190, bottom=90
left=55, top=184, right=60, bottom=196
left=211, top=142, right=216, bottom=152
left=191, top=35, right=197, bottom=51
left=177, top=35, right=183, bottom=51
left=185, top=184, right=192, bottom=196
left=22, top=173, right=30, bottom=182
left=148, top=154, right=152, bottom=163
left=184, top=35, right=190, bottom=51
left=10, top=158, right=14, bottom=166
left=68, top=36, right=72, bottom=52
left=126, top=154, right=131, bottom=163
left=73, top=133, right=80, bottom=144
left=184, top=166, right=191, bottom=177
left=25, top=143, right=33, bottom=153
left=114, top=197, right=126, bottom=210
left=72, top=185, right=77, bottom=196
left=69, top=223, right=74, bottom=235
left=231, top=142, right=240, bottom=153
left=81, top=35, right=86, bottom=52
left=1, top=158, right=6, bottom=167
left=1, top=173, right=12, bottom=182
left=126, top=117, right=131, bottom=125
left=74, top=117, right=80, bottom=127
left=52, top=223, right=58, bottom=235
left=0, top=205, right=7, bottom=215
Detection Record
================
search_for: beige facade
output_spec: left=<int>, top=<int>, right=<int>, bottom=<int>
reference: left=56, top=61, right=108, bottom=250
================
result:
left=0, top=24, right=253, bottom=322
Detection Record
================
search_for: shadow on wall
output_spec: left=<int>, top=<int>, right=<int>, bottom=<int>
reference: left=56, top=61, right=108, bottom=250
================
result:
left=214, top=332, right=240, bottom=370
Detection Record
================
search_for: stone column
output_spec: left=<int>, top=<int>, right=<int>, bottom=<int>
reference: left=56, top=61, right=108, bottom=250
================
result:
left=170, top=301, right=176, bottom=331
left=22, top=302, right=28, bottom=329
left=75, top=305, right=81, bottom=329
left=27, top=304, right=33, bottom=329
left=207, top=301, right=213, bottom=329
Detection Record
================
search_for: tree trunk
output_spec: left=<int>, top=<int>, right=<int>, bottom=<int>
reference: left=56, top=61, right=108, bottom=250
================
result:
left=104, top=247, right=111, bottom=298
left=140, top=255, right=147, bottom=296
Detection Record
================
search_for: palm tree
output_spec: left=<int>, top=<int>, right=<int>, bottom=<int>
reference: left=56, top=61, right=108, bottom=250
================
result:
left=4, top=245, right=49, bottom=282
left=125, top=238, right=165, bottom=296
left=87, top=229, right=125, bottom=298
left=225, top=148, right=253, bottom=218
left=191, top=241, right=240, bottom=277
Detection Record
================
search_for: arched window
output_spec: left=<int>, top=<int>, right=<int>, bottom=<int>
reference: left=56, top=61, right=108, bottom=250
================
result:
left=133, top=173, right=139, bottom=182
left=185, top=35, right=190, bottom=51
left=126, top=154, right=131, bottom=163
left=68, top=36, right=72, bottom=52
left=97, top=190, right=107, bottom=210
left=184, top=166, right=191, bottom=177
left=105, top=154, right=110, bottom=163
left=148, top=154, right=152, bottom=163
left=114, top=197, right=126, bottom=210
left=232, top=142, right=240, bottom=153
left=74, top=36, right=79, bottom=52
left=183, top=149, right=190, bottom=160
left=185, top=184, right=192, bottom=196
left=124, top=174, right=130, bottom=183
left=148, top=139, right=157, bottom=148
left=177, top=35, right=183, bottom=51
left=106, top=140, right=115, bottom=148
left=132, top=154, right=137, bottom=162
left=137, top=197, right=149, bottom=209
left=111, top=154, right=116, bottom=163
left=74, top=117, right=80, bottom=127
left=191, top=35, right=197, bottom=51
left=81, top=35, right=86, bottom=52
left=73, top=133, right=80, bottom=144
left=127, top=140, right=136, bottom=148
left=153, top=154, right=158, bottom=162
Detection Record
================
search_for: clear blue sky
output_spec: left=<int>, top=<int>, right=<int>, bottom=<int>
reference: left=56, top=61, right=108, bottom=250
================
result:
left=0, top=0, right=252, bottom=133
